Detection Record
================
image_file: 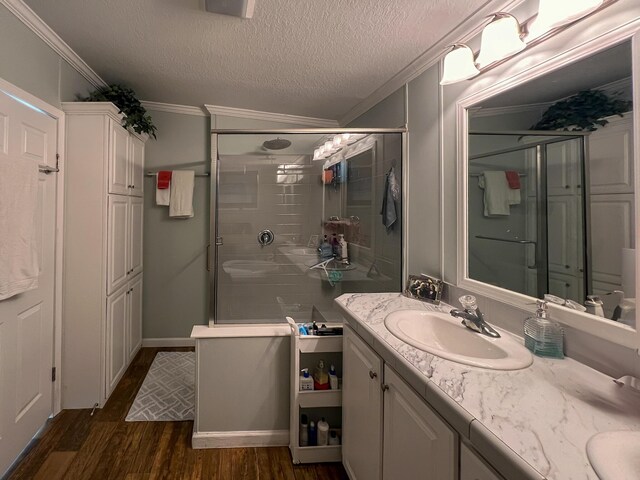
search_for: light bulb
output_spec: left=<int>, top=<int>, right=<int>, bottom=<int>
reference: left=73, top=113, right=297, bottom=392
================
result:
left=475, top=14, right=526, bottom=68
left=440, top=44, right=480, bottom=85
left=529, top=0, right=603, bottom=39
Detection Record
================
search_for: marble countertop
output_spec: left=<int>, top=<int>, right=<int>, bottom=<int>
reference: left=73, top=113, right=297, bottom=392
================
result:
left=336, top=293, right=640, bottom=480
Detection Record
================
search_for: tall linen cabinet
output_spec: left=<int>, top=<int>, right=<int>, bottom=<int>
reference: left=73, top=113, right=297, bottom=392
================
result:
left=61, top=102, right=146, bottom=409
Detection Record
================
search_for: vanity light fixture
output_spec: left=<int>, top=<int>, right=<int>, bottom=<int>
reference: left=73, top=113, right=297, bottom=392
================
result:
left=475, top=13, right=527, bottom=68
left=529, top=0, right=604, bottom=38
left=440, top=44, right=480, bottom=85
left=312, top=133, right=366, bottom=161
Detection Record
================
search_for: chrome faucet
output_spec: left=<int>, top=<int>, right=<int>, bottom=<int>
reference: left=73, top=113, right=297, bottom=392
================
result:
left=450, top=295, right=501, bottom=338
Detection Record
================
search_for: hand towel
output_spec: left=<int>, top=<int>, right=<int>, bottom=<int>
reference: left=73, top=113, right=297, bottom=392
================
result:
left=381, top=167, right=398, bottom=229
left=0, top=158, right=39, bottom=300
left=155, top=171, right=171, bottom=206
left=478, top=171, right=511, bottom=216
left=505, top=171, right=521, bottom=189
left=169, top=170, right=195, bottom=218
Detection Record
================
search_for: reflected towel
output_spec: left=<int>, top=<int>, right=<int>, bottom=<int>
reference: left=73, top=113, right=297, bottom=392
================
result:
left=169, top=170, right=195, bottom=218
left=156, top=171, right=171, bottom=206
left=381, top=167, right=398, bottom=229
left=478, top=171, right=514, bottom=216
left=0, top=158, right=39, bottom=300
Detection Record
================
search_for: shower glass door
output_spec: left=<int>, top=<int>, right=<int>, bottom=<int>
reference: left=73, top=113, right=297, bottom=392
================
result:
left=211, top=130, right=404, bottom=324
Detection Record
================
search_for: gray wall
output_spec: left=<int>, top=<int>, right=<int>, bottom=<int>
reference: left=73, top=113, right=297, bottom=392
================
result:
left=0, top=5, right=93, bottom=106
left=142, top=109, right=211, bottom=339
left=347, top=87, right=406, bottom=129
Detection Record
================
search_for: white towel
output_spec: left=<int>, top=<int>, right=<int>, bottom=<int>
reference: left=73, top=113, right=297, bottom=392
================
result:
left=0, top=158, right=39, bottom=300
left=156, top=174, right=170, bottom=206
left=169, top=170, right=195, bottom=218
left=478, top=171, right=520, bottom=217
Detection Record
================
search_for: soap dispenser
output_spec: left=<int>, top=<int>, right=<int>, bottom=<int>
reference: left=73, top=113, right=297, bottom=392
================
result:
left=524, top=300, right=564, bottom=359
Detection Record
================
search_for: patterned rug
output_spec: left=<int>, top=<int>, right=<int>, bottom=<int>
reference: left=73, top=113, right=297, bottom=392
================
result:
left=125, top=351, right=195, bottom=422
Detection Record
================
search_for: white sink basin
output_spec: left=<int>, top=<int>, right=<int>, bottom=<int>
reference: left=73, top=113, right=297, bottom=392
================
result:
left=587, top=431, right=640, bottom=479
left=384, top=310, right=533, bottom=370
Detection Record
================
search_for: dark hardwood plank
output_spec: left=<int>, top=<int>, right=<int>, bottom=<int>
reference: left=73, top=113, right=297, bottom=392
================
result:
left=5, top=347, right=348, bottom=480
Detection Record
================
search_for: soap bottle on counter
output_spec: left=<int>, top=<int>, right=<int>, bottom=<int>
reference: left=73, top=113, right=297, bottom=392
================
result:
left=313, top=360, right=330, bottom=390
left=524, top=300, right=564, bottom=359
left=300, top=369, right=314, bottom=391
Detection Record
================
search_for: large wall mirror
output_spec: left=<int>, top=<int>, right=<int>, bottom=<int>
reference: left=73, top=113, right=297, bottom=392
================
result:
left=459, top=32, right=639, bottom=347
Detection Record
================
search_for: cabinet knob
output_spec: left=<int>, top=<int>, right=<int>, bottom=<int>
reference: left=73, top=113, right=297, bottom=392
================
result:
left=565, top=264, right=570, bottom=269
left=381, top=384, right=389, bottom=392
left=369, top=370, right=377, bottom=379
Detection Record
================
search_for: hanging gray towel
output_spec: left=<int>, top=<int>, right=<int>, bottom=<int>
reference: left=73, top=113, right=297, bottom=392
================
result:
left=381, top=167, right=398, bottom=230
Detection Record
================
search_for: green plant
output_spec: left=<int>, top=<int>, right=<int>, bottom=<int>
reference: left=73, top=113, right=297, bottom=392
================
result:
left=82, top=84, right=157, bottom=138
left=531, top=89, right=632, bottom=131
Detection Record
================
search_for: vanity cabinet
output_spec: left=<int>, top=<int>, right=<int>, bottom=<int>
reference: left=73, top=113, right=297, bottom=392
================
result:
left=343, top=326, right=457, bottom=480
left=61, top=102, right=146, bottom=409
left=460, top=443, right=504, bottom=480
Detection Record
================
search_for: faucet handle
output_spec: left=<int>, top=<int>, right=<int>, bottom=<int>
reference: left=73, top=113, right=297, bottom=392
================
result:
left=459, top=295, right=478, bottom=311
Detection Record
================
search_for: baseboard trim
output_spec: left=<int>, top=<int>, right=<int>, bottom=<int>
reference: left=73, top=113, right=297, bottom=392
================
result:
left=141, top=337, right=195, bottom=347
left=192, top=430, right=289, bottom=449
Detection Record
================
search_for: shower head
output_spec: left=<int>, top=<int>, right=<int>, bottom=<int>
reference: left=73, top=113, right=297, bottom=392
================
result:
left=262, top=137, right=292, bottom=150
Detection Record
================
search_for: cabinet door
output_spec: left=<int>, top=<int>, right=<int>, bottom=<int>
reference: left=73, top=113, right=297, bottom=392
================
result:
left=129, top=135, right=145, bottom=197
left=109, top=121, right=130, bottom=195
left=107, top=195, right=129, bottom=294
left=128, top=276, right=143, bottom=360
left=129, top=196, right=144, bottom=277
left=342, top=326, right=383, bottom=480
left=383, top=366, right=457, bottom=480
left=460, top=444, right=504, bottom=480
left=106, top=285, right=128, bottom=396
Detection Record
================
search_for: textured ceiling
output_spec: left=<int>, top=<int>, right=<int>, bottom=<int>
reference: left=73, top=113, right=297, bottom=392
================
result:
left=24, top=0, right=489, bottom=119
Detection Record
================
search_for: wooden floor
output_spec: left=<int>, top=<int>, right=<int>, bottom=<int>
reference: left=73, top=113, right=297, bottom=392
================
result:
left=4, top=347, right=348, bottom=480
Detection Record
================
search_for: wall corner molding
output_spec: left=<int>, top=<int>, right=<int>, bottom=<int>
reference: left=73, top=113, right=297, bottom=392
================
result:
left=204, top=104, right=339, bottom=127
left=1, top=0, right=107, bottom=89
left=141, top=101, right=208, bottom=117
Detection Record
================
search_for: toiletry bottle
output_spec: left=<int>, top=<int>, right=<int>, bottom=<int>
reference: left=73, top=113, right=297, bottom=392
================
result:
left=320, top=235, right=332, bottom=258
left=300, top=369, right=314, bottom=391
left=331, top=233, right=339, bottom=257
left=524, top=300, right=564, bottom=358
left=328, top=430, right=340, bottom=445
left=299, top=414, right=309, bottom=446
left=338, top=234, right=348, bottom=264
left=329, top=364, right=339, bottom=390
left=313, top=360, right=330, bottom=390
left=309, top=421, right=317, bottom=446
left=317, top=418, right=329, bottom=446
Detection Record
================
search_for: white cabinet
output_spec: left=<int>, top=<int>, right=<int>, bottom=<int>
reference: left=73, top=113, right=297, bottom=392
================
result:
left=61, top=102, right=146, bottom=409
left=343, top=326, right=383, bottom=480
left=109, top=120, right=145, bottom=197
left=460, top=443, right=504, bottom=480
left=383, top=366, right=457, bottom=480
left=342, top=326, right=457, bottom=480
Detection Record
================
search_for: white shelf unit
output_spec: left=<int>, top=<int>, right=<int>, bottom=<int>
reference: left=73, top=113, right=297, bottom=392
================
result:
left=287, top=317, right=343, bottom=464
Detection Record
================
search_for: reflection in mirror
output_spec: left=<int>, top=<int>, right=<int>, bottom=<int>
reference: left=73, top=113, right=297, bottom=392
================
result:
left=467, top=40, right=635, bottom=328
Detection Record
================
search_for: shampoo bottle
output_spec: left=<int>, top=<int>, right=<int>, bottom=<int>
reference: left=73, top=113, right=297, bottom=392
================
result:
left=329, top=364, right=339, bottom=390
left=320, top=235, right=332, bottom=258
left=338, top=234, right=348, bottom=263
left=299, top=414, right=309, bottom=446
left=309, top=421, right=317, bottom=446
left=524, top=300, right=564, bottom=359
left=317, top=418, right=329, bottom=446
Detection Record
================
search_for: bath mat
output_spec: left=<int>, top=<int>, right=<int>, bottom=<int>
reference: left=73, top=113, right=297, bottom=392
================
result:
left=125, top=351, right=195, bottom=422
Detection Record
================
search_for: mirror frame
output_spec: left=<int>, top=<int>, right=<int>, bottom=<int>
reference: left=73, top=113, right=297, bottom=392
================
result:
left=455, top=24, right=640, bottom=350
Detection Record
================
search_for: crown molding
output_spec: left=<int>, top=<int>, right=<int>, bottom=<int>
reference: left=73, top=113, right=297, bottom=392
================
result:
left=141, top=101, right=208, bottom=117
left=469, top=102, right=552, bottom=118
left=338, top=0, right=525, bottom=126
left=205, top=104, right=339, bottom=127
left=1, top=0, right=107, bottom=89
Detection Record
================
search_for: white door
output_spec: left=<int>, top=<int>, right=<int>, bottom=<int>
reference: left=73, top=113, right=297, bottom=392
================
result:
left=129, top=136, right=144, bottom=197
left=129, top=196, right=144, bottom=277
left=0, top=90, right=57, bottom=475
left=109, top=121, right=129, bottom=195
left=342, top=326, right=383, bottom=480
left=383, top=366, right=457, bottom=480
left=106, top=284, right=128, bottom=396
left=107, top=195, right=129, bottom=294
left=128, top=275, right=143, bottom=360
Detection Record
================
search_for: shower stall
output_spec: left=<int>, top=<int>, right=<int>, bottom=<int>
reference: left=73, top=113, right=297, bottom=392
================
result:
left=209, top=129, right=405, bottom=324
left=467, top=131, right=591, bottom=304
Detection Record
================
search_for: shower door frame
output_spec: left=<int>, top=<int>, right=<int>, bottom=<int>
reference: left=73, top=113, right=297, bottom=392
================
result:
left=208, top=128, right=408, bottom=325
